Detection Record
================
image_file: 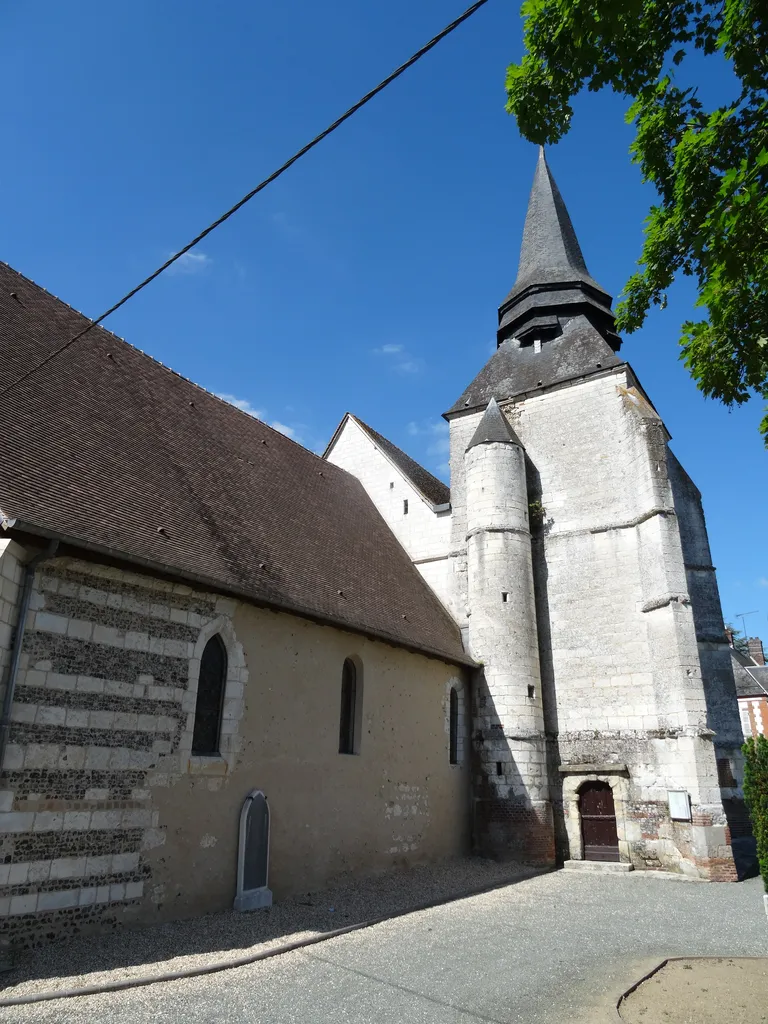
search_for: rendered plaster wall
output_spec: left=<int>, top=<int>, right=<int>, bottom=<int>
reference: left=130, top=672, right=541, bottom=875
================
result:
left=325, top=418, right=457, bottom=615
left=0, top=551, right=470, bottom=948
left=503, top=367, right=735, bottom=878
left=163, top=602, right=471, bottom=920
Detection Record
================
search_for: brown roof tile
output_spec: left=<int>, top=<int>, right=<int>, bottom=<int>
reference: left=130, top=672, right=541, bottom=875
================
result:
left=0, top=264, right=469, bottom=665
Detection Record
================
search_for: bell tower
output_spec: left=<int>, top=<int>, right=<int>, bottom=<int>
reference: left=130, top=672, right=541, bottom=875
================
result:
left=446, top=147, right=742, bottom=878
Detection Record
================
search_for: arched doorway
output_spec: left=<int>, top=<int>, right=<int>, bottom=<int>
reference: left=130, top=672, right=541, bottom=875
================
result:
left=579, top=781, right=620, bottom=862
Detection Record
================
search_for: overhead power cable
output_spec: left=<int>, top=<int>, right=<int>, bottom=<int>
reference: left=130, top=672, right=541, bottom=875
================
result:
left=1, top=0, right=490, bottom=399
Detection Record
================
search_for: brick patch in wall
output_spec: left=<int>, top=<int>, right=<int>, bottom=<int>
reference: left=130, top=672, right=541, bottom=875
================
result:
left=474, top=797, right=555, bottom=866
left=691, top=812, right=714, bottom=827
left=705, top=858, right=738, bottom=882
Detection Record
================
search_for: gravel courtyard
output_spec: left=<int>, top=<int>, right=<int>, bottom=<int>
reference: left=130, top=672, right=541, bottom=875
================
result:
left=2, top=866, right=766, bottom=1023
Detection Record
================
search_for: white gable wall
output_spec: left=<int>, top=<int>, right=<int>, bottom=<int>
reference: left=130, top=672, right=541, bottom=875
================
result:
left=326, top=418, right=458, bottom=619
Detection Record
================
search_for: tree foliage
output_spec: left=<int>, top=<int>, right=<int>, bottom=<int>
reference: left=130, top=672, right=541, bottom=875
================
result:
left=505, top=1, right=768, bottom=443
left=742, top=735, right=768, bottom=892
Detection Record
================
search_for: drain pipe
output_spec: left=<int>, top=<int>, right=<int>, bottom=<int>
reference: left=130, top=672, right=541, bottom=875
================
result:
left=0, top=539, right=59, bottom=777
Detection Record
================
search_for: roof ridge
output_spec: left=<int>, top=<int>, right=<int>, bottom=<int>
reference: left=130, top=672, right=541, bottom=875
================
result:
left=0, top=262, right=330, bottom=464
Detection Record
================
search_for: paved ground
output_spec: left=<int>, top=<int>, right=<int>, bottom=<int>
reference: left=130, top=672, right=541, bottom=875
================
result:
left=0, top=858, right=533, bottom=999
left=4, top=871, right=767, bottom=1023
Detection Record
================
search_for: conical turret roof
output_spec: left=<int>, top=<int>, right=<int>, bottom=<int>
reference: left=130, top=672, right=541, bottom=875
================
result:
left=497, top=148, right=617, bottom=347
left=466, top=398, right=522, bottom=450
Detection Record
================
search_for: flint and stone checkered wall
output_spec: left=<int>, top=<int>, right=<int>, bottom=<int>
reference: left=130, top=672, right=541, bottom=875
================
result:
left=0, top=547, right=246, bottom=947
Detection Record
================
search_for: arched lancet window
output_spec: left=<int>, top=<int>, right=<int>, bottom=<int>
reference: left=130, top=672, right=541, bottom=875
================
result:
left=192, top=634, right=228, bottom=755
left=339, top=658, right=358, bottom=755
left=449, top=687, right=459, bottom=765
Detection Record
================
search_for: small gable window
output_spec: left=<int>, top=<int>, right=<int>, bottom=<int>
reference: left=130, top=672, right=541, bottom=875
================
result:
left=192, top=635, right=228, bottom=756
left=449, top=687, right=459, bottom=765
left=339, top=658, right=360, bottom=755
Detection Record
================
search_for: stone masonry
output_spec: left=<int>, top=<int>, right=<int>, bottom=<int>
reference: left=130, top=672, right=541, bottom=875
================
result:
left=464, top=403, right=553, bottom=864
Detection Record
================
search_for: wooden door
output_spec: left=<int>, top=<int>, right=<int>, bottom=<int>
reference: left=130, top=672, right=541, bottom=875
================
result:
left=579, top=781, right=620, bottom=862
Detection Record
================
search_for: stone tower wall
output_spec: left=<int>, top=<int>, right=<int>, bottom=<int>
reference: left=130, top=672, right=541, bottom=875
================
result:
left=505, top=367, right=736, bottom=879
left=464, top=439, right=553, bottom=865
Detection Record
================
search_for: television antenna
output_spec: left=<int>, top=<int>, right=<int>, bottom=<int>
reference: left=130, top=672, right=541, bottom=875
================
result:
left=735, top=610, right=759, bottom=640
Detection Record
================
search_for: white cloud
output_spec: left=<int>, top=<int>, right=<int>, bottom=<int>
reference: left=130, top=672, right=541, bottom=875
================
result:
left=405, top=419, right=450, bottom=475
left=214, top=394, right=314, bottom=448
left=270, top=420, right=297, bottom=439
left=215, top=393, right=264, bottom=418
left=372, top=343, right=424, bottom=375
left=408, top=419, right=449, bottom=454
left=758, top=577, right=768, bottom=588
left=408, top=420, right=448, bottom=436
left=396, top=359, right=423, bottom=374
left=429, top=436, right=450, bottom=456
left=167, top=250, right=211, bottom=275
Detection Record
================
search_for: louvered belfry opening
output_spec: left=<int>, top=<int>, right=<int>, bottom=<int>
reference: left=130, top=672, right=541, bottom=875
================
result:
left=192, top=635, right=228, bottom=755
left=339, top=658, right=357, bottom=754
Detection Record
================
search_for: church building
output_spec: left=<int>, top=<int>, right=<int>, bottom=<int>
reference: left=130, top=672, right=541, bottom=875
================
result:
left=0, top=150, right=745, bottom=949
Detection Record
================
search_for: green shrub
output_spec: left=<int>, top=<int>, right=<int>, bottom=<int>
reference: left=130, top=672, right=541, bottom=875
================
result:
left=742, top=735, right=768, bottom=893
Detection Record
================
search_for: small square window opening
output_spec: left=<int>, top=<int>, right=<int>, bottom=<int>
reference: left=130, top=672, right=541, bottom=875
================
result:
left=403, top=499, right=409, bottom=515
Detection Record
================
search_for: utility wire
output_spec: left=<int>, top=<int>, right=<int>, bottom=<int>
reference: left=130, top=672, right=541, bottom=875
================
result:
left=1, top=0, right=490, bottom=398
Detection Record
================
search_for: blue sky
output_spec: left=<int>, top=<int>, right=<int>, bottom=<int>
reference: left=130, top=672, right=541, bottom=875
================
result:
left=2, top=1, right=765, bottom=640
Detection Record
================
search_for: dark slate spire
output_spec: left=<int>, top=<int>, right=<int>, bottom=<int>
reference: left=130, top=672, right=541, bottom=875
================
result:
left=497, top=148, right=619, bottom=349
left=466, top=398, right=522, bottom=450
